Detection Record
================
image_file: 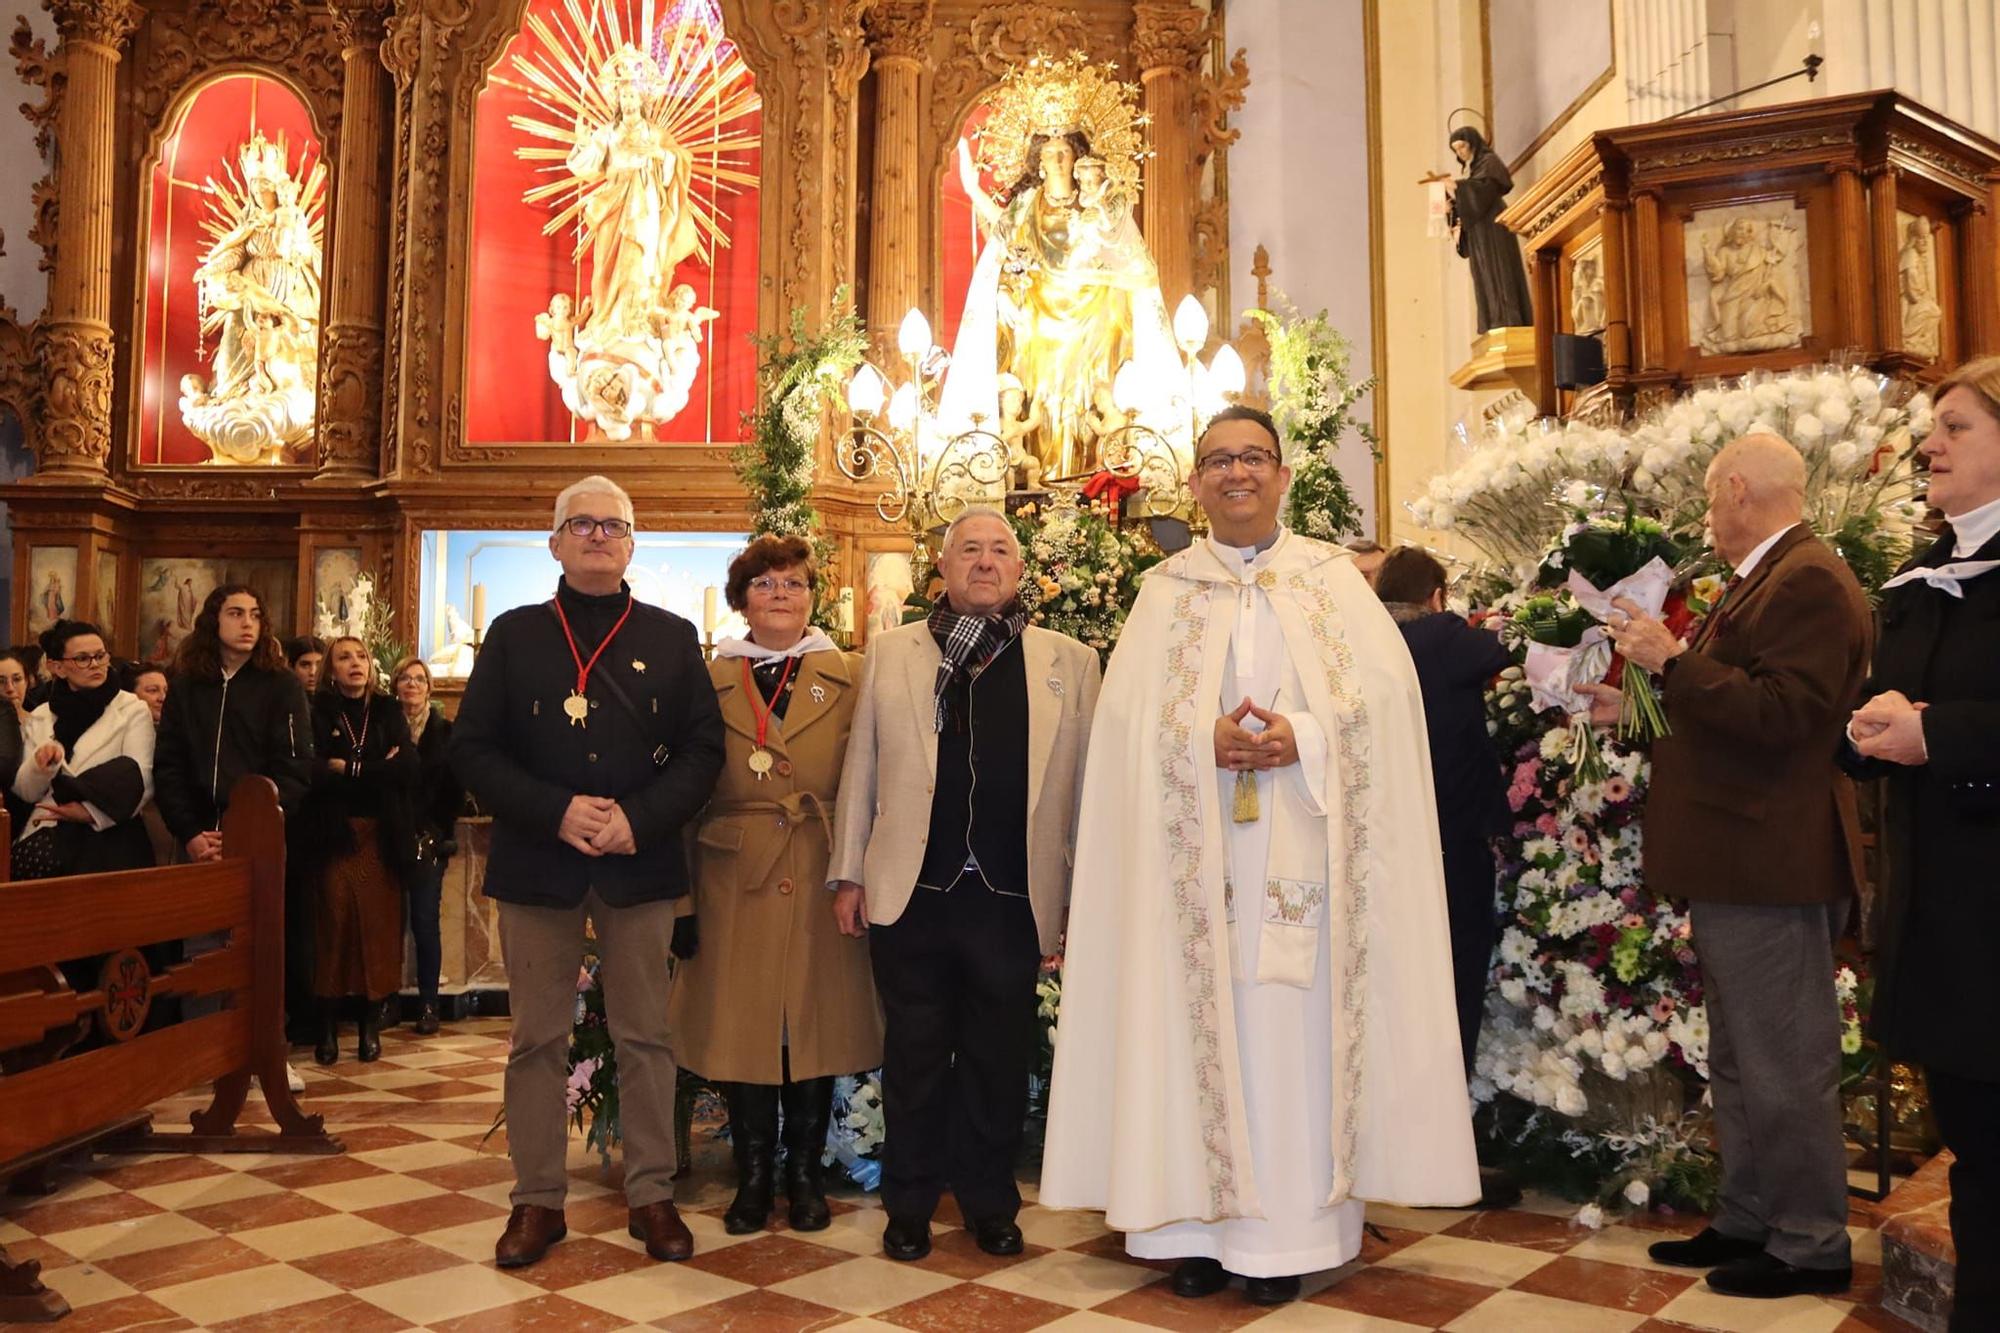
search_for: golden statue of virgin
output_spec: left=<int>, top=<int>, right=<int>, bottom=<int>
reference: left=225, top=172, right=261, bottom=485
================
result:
left=179, top=132, right=325, bottom=465
left=504, top=3, right=758, bottom=441
left=939, top=53, right=1182, bottom=480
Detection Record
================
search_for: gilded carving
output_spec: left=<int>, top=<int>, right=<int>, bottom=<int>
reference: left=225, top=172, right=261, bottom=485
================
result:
left=930, top=5, right=1095, bottom=128
left=865, top=0, right=933, bottom=63
left=1631, top=131, right=1850, bottom=175
left=47, top=0, right=139, bottom=51
left=134, top=0, right=344, bottom=144
left=1195, top=44, right=1247, bottom=165
left=1888, top=132, right=1987, bottom=190
left=12, top=17, right=60, bottom=276
left=318, top=325, right=384, bottom=472
left=0, top=292, right=38, bottom=456
left=34, top=321, right=115, bottom=471
left=1519, top=168, right=1604, bottom=245
left=328, top=0, right=392, bottom=50
left=1130, top=1, right=1207, bottom=74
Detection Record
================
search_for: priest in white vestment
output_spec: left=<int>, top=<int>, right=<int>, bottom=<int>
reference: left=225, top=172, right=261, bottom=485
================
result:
left=1039, top=406, right=1479, bottom=1306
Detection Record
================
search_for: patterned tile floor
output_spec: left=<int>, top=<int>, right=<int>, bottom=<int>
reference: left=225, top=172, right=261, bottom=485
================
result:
left=0, top=1020, right=1918, bottom=1331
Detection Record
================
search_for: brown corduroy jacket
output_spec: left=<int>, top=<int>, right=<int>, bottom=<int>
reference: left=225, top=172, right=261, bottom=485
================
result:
left=1643, top=525, right=1872, bottom=907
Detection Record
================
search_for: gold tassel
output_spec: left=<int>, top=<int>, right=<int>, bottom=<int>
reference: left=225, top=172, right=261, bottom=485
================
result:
left=1231, top=767, right=1260, bottom=823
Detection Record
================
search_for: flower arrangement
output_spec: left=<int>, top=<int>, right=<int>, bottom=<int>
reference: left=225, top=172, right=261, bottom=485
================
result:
left=825, top=1072, right=885, bottom=1190
left=1012, top=492, right=1161, bottom=658
left=1246, top=302, right=1377, bottom=542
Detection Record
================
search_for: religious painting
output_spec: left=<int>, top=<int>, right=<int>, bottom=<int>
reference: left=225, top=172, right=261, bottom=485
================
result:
left=1896, top=210, right=1942, bottom=361
left=1684, top=202, right=1810, bottom=356
left=95, top=552, right=119, bottom=643
left=864, top=549, right=916, bottom=639
left=312, top=547, right=363, bottom=641
left=25, top=547, right=77, bottom=638
left=136, top=73, right=325, bottom=467
left=464, top=0, right=762, bottom=446
left=138, top=557, right=296, bottom=662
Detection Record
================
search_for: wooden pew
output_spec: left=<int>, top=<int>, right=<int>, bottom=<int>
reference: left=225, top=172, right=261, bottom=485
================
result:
left=0, top=777, right=339, bottom=1322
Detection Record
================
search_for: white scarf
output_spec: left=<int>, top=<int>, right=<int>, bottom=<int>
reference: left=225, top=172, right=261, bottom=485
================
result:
left=1878, top=560, right=2000, bottom=598
left=712, top=627, right=839, bottom=662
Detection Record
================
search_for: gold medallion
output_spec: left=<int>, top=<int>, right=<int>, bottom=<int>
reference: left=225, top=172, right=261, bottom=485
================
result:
left=747, top=747, right=775, bottom=779
left=631, top=658, right=646, bottom=673
left=563, top=692, right=590, bottom=726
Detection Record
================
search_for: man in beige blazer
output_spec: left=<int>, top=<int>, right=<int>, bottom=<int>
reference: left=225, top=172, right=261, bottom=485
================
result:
left=830, top=506, right=1100, bottom=1264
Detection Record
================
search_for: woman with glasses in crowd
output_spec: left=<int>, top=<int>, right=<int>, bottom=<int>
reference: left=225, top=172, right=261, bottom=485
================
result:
left=10, top=620, right=157, bottom=879
left=667, top=534, right=882, bottom=1234
left=391, top=655, right=462, bottom=1034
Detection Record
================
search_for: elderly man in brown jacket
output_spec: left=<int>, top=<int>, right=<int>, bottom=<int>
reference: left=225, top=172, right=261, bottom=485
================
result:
left=1593, top=433, right=1870, bottom=1301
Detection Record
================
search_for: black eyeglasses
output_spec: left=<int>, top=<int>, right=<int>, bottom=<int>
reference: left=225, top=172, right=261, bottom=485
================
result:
left=1194, top=447, right=1281, bottom=477
left=559, top=516, right=633, bottom=539
left=63, top=651, right=112, bottom=667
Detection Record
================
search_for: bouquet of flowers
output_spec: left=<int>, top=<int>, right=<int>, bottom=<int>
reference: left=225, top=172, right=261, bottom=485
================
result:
left=1536, top=504, right=1688, bottom=745
left=1013, top=493, right=1160, bottom=658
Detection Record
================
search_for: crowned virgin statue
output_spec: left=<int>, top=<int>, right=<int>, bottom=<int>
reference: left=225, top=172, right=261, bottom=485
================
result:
left=939, top=54, right=1184, bottom=480
left=179, top=132, right=324, bottom=464
left=504, top=5, right=758, bottom=441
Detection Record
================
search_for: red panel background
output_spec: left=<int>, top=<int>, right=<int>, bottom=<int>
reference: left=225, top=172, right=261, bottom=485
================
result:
left=465, top=0, right=761, bottom=444
left=137, top=75, right=323, bottom=466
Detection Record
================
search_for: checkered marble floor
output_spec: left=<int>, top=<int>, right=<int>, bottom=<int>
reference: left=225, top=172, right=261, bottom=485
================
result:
left=0, top=1019, right=1916, bottom=1331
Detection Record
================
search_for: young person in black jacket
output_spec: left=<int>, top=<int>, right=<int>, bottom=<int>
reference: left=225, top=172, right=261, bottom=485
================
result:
left=452, top=475, right=724, bottom=1270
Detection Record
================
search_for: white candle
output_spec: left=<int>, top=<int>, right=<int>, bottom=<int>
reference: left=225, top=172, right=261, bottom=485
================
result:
left=703, top=585, right=719, bottom=633
left=471, top=582, right=488, bottom=632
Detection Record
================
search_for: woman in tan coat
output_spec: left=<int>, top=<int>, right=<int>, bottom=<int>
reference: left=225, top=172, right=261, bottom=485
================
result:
left=668, top=535, right=883, bottom=1233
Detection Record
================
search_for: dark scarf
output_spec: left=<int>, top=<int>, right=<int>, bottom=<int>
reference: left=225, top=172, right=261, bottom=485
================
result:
left=926, top=595, right=1029, bottom=733
left=49, top=677, right=121, bottom=756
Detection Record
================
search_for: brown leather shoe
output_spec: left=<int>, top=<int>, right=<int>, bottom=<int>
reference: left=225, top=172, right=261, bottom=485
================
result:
left=494, top=1204, right=566, bottom=1268
left=627, top=1200, right=694, bottom=1261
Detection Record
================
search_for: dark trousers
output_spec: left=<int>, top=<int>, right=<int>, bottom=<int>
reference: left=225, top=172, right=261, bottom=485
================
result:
left=870, top=873, right=1040, bottom=1226
left=1691, top=899, right=1852, bottom=1270
left=1442, top=834, right=1500, bottom=1075
left=406, top=858, right=444, bottom=1005
left=1928, top=1069, right=2000, bottom=1333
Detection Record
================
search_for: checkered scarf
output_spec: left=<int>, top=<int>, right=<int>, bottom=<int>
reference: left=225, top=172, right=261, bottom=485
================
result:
left=926, top=595, right=1029, bottom=733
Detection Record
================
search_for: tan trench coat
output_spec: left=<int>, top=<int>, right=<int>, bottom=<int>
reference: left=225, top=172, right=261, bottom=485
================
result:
left=667, top=649, right=884, bottom=1083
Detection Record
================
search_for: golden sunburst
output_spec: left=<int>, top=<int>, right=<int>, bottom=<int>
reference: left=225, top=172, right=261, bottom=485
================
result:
left=975, top=50, right=1148, bottom=198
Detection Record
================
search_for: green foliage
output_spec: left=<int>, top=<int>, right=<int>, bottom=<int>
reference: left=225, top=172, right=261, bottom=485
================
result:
left=1828, top=511, right=1911, bottom=601
left=1012, top=498, right=1161, bottom=658
left=1248, top=303, right=1377, bottom=542
left=735, top=290, right=867, bottom=618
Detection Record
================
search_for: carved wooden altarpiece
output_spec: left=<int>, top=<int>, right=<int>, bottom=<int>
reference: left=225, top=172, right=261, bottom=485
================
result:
left=0, top=0, right=1247, bottom=663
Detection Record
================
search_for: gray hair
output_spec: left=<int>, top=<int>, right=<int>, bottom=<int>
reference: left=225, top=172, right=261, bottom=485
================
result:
left=553, top=475, right=636, bottom=531
left=940, top=504, right=1017, bottom=554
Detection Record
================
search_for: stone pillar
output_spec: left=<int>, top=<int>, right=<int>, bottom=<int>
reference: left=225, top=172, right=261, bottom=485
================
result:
left=1133, top=2, right=1208, bottom=308
left=318, top=0, right=394, bottom=480
left=863, top=1, right=932, bottom=355
left=35, top=0, right=140, bottom=479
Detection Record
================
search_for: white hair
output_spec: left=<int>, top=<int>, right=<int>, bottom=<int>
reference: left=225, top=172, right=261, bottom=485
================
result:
left=553, top=475, right=636, bottom=530
left=941, top=504, right=1017, bottom=554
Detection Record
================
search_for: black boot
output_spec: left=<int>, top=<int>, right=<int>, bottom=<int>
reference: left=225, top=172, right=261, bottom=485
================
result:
left=314, top=1007, right=339, bottom=1067
left=356, top=1004, right=381, bottom=1062
left=721, top=1083, right=780, bottom=1234
left=781, top=1076, right=834, bottom=1231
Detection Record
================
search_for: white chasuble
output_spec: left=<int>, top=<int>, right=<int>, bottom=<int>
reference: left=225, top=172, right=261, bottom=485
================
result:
left=1040, top=530, right=1478, bottom=1273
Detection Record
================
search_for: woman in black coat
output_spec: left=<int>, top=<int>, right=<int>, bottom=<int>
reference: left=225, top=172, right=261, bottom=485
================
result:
left=299, top=637, right=418, bottom=1064
left=1843, top=356, right=2000, bottom=1333
left=391, top=656, right=462, bottom=1034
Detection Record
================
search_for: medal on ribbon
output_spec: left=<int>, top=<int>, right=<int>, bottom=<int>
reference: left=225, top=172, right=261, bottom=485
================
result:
left=550, top=593, right=635, bottom=730
left=742, top=656, right=797, bottom=781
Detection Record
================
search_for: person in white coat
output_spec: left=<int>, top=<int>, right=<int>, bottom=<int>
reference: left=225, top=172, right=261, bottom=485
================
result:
left=12, top=619, right=157, bottom=879
left=1039, top=407, right=1478, bottom=1307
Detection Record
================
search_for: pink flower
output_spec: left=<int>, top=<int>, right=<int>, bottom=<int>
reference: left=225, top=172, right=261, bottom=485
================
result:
left=1651, top=997, right=1676, bottom=1022
left=1621, top=914, right=1646, bottom=930
left=1536, top=813, right=1561, bottom=836
left=1603, top=776, right=1633, bottom=802
left=1563, top=827, right=1592, bottom=855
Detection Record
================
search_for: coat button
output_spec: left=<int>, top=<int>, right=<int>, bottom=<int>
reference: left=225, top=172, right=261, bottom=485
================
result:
left=777, top=759, right=794, bottom=777
left=778, top=877, right=794, bottom=895
left=588, top=753, right=598, bottom=763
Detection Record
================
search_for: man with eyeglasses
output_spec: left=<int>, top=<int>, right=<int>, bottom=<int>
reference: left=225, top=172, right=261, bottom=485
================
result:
left=1042, top=406, right=1478, bottom=1306
left=452, top=474, right=724, bottom=1270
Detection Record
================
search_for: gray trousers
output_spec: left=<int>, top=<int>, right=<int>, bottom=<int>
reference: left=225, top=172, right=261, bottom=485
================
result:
left=1691, top=898, right=1852, bottom=1270
left=499, top=892, right=679, bottom=1210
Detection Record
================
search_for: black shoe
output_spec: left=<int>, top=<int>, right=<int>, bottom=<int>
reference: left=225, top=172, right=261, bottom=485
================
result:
left=1244, top=1274, right=1302, bottom=1306
left=780, top=1077, right=833, bottom=1231
left=1474, top=1165, right=1522, bottom=1210
left=313, top=1016, right=338, bottom=1067
left=1706, top=1253, right=1852, bottom=1299
left=969, top=1217, right=1023, bottom=1256
left=355, top=1009, right=381, bottom=1063
left=1649, top=1226, right=1767, bottom=1269
left=1169, top=1257, right=1230, bottom=1299
left=414, top=1002, right=441, bottom=1036
left=721, top=1083, right=781, bottom=1235
left=882, top=1216, right=931, bottom=1261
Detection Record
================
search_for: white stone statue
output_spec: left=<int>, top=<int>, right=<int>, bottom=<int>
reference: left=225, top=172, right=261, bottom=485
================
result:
left=1570, top=252, right=1606, bottom=336
left=1697, top=216, right=1804, bottom=354
left=427, top=602, right=477, bottom=678
left=1899, top=216, right=1942, bottom=361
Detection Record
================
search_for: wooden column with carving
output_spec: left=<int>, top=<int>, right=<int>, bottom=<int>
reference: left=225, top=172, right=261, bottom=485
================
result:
left=863, top=1, right=932, bottom=353
left=1598, top=199, right=1632, bottom=379
left=318, top=0, right=394, bottom=481
left=1966, top=189, right=1997, bottom=354
left=1630, top=189, right=1666, bottom=374
left=1869, top=165, right=1904, bottom=354
left=1829, top=159, right=1874, bottom=357
left=35, top=0, right=139, bottom=480
left=1132, top=2, right=1206, bottom=306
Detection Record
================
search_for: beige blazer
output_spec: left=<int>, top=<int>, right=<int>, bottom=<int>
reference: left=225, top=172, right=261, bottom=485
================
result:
left=828, top=622, right=1101, bottom=954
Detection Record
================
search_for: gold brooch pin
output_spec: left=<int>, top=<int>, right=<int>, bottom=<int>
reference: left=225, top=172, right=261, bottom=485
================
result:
left=631, top=659, right=646, bottom=673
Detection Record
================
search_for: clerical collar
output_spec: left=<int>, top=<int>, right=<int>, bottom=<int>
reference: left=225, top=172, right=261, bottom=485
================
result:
left=1206, top=526, right=1286, bottom=572
left=1946, top=493, right=2000, bottom=558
